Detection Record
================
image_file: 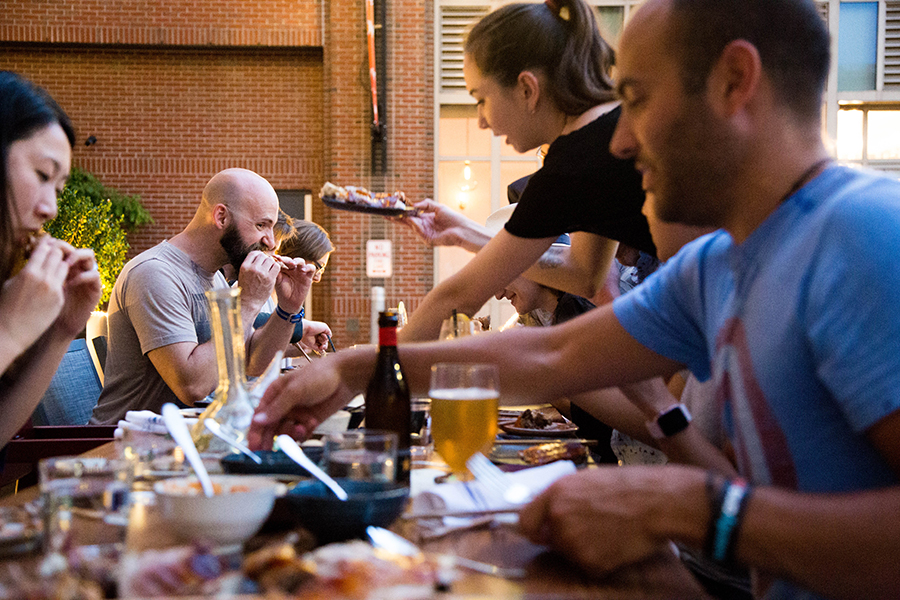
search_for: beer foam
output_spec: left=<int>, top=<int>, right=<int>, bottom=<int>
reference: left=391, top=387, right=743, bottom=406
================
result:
left=429, top=387, right=500, bottom=401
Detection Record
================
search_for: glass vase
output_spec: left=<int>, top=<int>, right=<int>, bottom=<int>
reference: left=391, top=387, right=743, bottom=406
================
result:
left=190, top=287, right=253, bottom=453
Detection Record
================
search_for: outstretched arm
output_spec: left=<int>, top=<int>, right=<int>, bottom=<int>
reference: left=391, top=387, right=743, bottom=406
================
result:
left=250, top=303, right=683, bottom=447
left=522, top=231, right=620, bottom=300
left=395, top=199, right=495, bottom=253
left=399, top=201, right=620, bottom=301
left=399, top=230, right=556, bottom=342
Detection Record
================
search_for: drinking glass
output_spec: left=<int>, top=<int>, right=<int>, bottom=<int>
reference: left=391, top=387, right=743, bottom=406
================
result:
left=409, top=398, right=433, bottom=463
left=323, top=429, right=398, bottom=483
left=118, top=427, right=186, bottom=486
left=39, top=457, right=134, bottom=554
left=429, top=363, right=500, bottom=480
left=438, top=315, right=480, bottom=340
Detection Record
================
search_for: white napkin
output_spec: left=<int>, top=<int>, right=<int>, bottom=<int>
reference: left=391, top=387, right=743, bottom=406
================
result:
left=410, top=460, right=576, bottom=520
left=114, top=410, right=198, bottom=438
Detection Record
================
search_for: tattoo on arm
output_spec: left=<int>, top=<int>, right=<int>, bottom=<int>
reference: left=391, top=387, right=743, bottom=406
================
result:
left=537, top=246, right=565, bottom=270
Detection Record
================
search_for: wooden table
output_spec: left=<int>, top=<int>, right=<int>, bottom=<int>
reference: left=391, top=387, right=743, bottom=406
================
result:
left=1, top=442, right=709, bottom=599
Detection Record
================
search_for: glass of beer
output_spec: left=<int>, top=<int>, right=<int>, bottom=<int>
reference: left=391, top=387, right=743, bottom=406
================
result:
left=429, top=363, right=500, bottom=480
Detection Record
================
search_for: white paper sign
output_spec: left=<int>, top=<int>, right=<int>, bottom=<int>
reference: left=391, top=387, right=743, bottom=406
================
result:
left=366, top=239, right=392, bottom=278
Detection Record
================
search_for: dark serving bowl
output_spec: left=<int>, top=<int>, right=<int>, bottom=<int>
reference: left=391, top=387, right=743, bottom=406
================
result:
left=279, top=479, right=410, bottom=544
left=220, top=448, right=323, bottom=477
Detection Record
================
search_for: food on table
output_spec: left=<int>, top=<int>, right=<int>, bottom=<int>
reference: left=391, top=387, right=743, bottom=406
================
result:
left=119, top=543, right=233, bottom=598
left=0, top=570, right=104, bottom=600
left=320, top=182, right=409, bottom=211
left=165, top=480, right=251, bottom=496
left=514, top=409, right=555, bottom=430
left=244, top=538, right=441, bottom=599
left=518, top=441, right=587, bottom=466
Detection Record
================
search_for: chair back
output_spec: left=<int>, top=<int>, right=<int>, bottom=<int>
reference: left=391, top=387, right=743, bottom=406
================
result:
left=86, top=311, right=108, bottom=384
left=91, top=335, right=108, bottom=380
left=31, top=338, right=102, bottom=426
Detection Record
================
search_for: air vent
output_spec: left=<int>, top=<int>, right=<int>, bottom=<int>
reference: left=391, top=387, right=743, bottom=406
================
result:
left=885, top=1, right=900, bottom=88
left=439, top=5, right=490, bottom=95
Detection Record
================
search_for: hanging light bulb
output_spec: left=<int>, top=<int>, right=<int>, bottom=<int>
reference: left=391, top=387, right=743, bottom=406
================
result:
left=459, top=160, right=478, bottom=193
left=457, top=190, right=469, bottom=210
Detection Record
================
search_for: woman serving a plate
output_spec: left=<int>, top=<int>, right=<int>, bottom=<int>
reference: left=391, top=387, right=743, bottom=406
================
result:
left=396, top=0, right=655, bottom=342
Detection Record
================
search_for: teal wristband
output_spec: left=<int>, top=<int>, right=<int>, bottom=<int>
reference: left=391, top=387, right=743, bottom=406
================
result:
left=710, top=478, right=750, bottom=563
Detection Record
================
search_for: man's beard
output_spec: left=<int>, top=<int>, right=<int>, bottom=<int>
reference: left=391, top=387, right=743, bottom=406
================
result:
left=220, top=222, right=264, bottom=272
left=649, top=98, right=742, bottom=229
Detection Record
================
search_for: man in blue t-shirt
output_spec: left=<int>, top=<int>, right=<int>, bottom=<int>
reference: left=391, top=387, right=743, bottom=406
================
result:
left=250, top=1, right=900, bottom=597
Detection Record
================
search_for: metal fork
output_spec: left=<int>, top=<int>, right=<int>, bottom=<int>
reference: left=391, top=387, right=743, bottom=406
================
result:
left=466, top=452, right=532, bottom=505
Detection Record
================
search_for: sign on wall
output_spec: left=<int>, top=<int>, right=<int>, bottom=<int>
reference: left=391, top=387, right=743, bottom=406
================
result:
left=366, top=239, right=392, bottom=278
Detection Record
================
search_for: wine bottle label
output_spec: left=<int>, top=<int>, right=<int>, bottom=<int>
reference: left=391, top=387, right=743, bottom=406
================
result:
left=379, top=326, right=397, bottom=347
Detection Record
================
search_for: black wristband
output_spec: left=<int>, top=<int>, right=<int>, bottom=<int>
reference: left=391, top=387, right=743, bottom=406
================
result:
left=703, top=471, right=727, bottom=557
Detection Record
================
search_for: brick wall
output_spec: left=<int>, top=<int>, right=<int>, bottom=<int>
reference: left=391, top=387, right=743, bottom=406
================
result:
left=0, top=0, right=434, bottom=347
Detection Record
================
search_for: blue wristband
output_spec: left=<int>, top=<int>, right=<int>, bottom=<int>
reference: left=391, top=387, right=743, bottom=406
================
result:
left=274, top=305, right=304, bottom=323
left=710, top=478, right=750, bottom=563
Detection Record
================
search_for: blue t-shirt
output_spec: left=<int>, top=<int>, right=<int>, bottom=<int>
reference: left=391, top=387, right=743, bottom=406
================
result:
left=614, top=165, right=900, bottom=493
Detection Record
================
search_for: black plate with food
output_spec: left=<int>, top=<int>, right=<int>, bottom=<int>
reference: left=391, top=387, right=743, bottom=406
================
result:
left=499, top=422, right=580, bottom=437
left=498, top=408, right=579, bottom=438
left=321, top=196, right=415, bottom=217
left=319, top=181, right=416, bottom=217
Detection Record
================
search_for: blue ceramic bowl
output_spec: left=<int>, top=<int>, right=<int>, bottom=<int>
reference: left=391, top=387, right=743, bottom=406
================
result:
left=220, top=448, right=323, bottom=478
left=281, top=479, right=409, bottom=543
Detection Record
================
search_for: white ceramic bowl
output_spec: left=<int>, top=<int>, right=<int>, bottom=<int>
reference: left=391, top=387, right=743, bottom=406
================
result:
left=153, top=475, right=281, bottom=547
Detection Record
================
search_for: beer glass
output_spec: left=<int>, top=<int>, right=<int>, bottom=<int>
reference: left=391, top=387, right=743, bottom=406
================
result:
left=429, top=363, right=500, bottom=480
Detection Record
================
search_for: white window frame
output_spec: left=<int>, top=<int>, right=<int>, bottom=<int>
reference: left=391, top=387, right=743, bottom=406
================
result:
left=821, top=1, right=900, bottom=174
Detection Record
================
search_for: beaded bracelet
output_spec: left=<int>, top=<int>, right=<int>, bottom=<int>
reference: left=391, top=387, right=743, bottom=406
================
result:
left=274, top=304, right=304, bottom=324
left=704, top=473, right=752, bottom=563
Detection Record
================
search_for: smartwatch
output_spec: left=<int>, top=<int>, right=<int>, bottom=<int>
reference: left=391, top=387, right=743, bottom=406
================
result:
left=646, top=403, right=692, bottom=439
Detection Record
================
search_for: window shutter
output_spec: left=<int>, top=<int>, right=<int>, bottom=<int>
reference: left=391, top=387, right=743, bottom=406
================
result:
left=885, top=1, right=900, bottom=88
left=439, top=5, right=490, bottom=100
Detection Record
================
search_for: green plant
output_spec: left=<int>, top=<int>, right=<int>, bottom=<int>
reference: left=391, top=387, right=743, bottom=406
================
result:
left=44, top=187, right=129, bottom=308
left=65, top=166, right=153, bottom=233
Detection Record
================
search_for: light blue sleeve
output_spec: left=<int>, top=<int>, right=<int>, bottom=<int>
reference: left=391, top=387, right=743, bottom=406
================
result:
left=804, top=189, right=900, bottom=432
left=613, top=235, right=717, bottom=381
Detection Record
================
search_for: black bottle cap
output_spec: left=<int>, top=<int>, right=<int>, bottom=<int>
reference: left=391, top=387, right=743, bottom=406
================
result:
left=378, top=309, right=399, bottom=328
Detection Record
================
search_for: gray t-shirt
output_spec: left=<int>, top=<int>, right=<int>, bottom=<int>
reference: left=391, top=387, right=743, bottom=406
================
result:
left=91, top=241, right=227, bottom=424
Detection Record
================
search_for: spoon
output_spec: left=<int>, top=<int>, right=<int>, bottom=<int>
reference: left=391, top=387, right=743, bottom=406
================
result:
left=276, top=434, right=348, bottom=501
left=162, top=403, right=215, bottom=497
left=204, top=419, right=263, bottom=464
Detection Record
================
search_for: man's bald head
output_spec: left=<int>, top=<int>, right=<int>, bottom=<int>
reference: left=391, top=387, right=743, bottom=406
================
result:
left=194, top=168, right=280, bottom=270
left=202, top=168, right=278, bottom=214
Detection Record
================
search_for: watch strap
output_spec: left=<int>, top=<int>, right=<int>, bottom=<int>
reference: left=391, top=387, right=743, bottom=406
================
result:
left=646, top=403, right=692, bottom=439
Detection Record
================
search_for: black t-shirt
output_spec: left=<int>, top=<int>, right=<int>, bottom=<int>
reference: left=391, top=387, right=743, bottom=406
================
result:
left=504, top=106, right=656, bottom=257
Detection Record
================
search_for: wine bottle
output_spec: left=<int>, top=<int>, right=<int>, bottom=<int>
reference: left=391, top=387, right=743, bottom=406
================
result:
left=364, top=309, right=411, bottom=484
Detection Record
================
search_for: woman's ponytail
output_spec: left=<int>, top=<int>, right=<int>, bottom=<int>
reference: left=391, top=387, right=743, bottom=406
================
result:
left=465, top=0, right=615, bottom=116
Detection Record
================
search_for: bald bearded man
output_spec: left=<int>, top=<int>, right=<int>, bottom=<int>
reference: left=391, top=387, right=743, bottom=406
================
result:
left=92, top=168, right=315, bottom=424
